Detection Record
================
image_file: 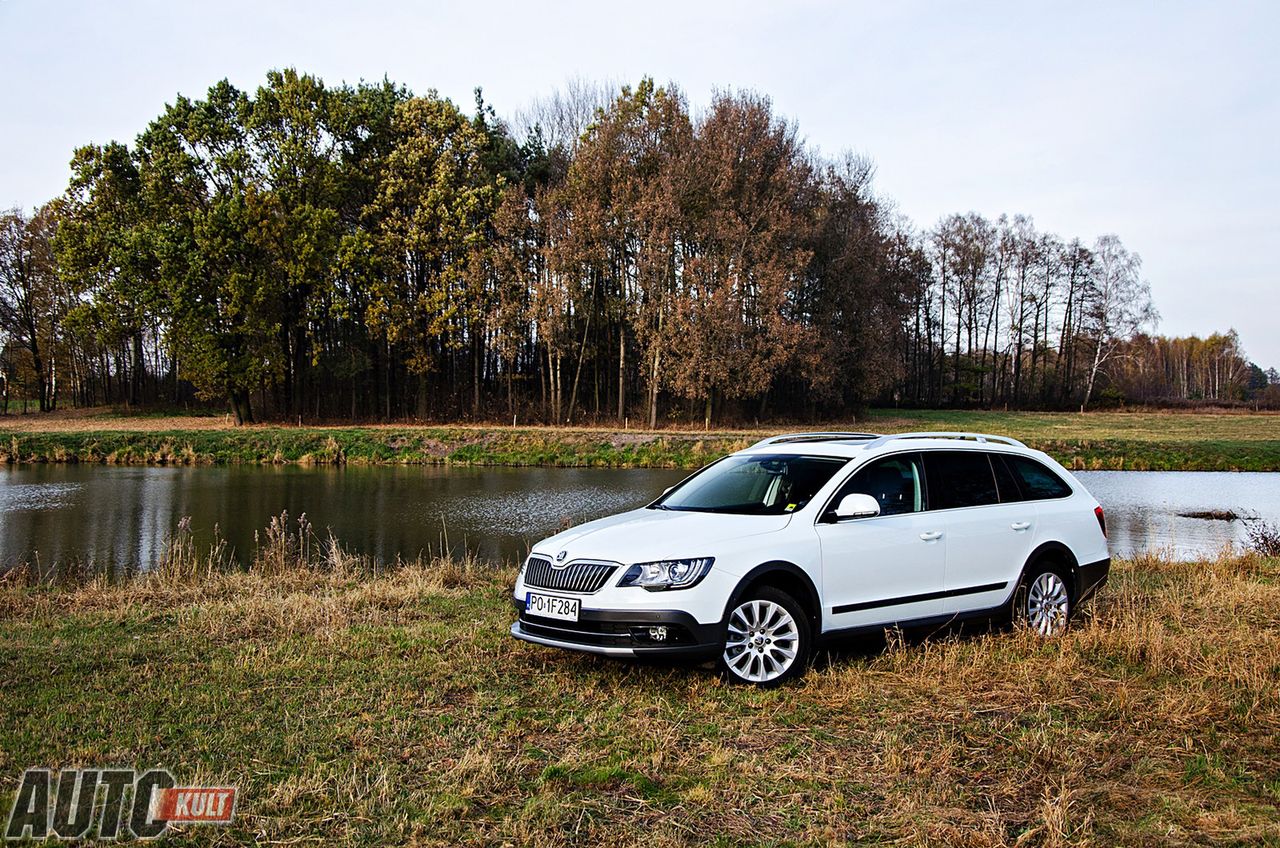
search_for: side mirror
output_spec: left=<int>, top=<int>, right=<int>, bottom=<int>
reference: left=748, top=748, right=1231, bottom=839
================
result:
left=834, top=493, right=881, bottom=520
left=662, top=486, right=674, bottom=495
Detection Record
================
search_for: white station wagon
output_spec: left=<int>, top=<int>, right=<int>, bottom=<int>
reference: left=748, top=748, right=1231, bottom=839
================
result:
left=511, top=432, right=1110, bottom=686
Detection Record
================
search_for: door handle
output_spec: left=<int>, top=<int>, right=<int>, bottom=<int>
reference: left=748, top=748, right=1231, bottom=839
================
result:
left=1010, top=521, right=1031, bottom=531
left=919, top=531, right=943, bottom=541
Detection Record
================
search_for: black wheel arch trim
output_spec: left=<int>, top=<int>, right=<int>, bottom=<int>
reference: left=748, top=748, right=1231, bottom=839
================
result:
left=723, top=561, right=822, bottom=629
left=1024, top=540, right=1080, bottom=572
left=1018, top=541, right=1111, bottom=605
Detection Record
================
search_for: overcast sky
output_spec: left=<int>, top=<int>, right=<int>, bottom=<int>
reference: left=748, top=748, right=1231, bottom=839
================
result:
left=2, top=0, right=1276, bottom=366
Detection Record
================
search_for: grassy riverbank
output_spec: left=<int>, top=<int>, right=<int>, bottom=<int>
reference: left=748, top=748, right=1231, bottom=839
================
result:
left=1, top=408, right=1280, bottom=470
left=3, top=545, right=1278, bottom=845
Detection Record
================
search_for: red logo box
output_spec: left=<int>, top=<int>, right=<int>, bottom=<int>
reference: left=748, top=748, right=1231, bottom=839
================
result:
left=152, top=787, right=238, bottom=823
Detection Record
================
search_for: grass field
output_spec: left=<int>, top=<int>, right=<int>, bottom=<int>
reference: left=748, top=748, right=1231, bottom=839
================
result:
left=1, top=407, right=1279, bottom=471
left=2, top=531, right=1278, bottom=846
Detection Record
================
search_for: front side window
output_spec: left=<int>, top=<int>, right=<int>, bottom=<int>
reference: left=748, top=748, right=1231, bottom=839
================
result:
left=924, top=450, right=999, bottom=510
left=654, top=454, right=848, bottom=515
left=830, top=453, right=925, bottom=517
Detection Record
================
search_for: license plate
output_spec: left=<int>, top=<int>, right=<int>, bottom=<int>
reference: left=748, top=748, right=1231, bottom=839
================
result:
left=525, top=591, right=580, bottom=622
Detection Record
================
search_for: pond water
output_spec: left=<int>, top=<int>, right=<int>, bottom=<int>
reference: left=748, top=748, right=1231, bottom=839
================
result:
left=0, top=465, right=1276, bottom=573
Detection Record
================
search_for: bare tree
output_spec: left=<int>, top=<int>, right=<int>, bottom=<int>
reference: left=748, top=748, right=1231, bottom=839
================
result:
left=1079, top=234, right=1157, bottom=411
left=512, top=76, right=616, bottom=152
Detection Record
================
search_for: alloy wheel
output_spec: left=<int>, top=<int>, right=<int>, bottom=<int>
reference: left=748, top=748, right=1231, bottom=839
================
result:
left=1026, top=571, right=1070, bottom=636
left=723, top=599, right=800, bottom=683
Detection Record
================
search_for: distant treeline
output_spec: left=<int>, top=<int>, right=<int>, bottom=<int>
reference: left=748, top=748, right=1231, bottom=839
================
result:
left=0, top=71, right=1272, bottom=423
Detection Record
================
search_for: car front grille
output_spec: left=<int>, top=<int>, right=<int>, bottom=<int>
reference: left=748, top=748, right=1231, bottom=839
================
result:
left=523, top=556, right=618, bottom=593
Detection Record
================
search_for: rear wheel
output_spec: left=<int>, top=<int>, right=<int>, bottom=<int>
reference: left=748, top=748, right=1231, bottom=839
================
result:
left=719, top=587, right=811, bottom=687
left=1016, top=564, right=1072, bottom=636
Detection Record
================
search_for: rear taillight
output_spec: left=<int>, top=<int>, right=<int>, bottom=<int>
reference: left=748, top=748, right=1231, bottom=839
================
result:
left=1094, top=505, right=1107, bottom=538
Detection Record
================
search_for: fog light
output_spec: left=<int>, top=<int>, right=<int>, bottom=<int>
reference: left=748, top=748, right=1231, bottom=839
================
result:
left=647, top=626, right=668, bottom=642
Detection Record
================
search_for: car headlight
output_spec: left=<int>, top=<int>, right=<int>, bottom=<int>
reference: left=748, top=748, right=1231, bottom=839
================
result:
left=618, top=557, right=715, bottom=591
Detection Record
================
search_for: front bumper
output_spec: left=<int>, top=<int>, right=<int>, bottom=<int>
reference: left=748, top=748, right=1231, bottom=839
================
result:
left=510, top=600, right=723, bottom=659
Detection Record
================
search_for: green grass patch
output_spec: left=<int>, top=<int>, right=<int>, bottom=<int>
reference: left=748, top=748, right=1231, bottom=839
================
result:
left=5, top=408, right=1280, bottom=470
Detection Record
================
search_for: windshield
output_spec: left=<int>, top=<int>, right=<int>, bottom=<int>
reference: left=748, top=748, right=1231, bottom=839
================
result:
left=652, top=454, right=849, bottom=515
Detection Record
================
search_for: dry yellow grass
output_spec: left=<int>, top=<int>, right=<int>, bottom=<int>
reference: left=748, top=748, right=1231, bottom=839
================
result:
left=2, top=539, right=1278, bottom=845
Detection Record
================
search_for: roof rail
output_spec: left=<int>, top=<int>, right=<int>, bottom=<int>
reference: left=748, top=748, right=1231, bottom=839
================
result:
left=864, top=431, right=1027, bottom=450
left=751, top=431, right=881, bottom=449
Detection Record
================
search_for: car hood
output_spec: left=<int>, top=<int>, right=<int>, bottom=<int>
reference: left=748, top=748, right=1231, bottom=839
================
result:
left=532, top=508, right=792, bottom=569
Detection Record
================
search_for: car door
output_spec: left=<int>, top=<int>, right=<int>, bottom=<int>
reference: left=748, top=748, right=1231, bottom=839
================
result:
left=815, top=452, right=947, bottom=631
left=922, top=450, right=1038, bottom=615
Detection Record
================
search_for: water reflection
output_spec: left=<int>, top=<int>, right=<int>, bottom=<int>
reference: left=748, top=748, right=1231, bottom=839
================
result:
left=0, top=465, right=1276, bottom=572
left=1075, top=471, right=1280, bottom=559
left=0, top=465, right=689, bottom=571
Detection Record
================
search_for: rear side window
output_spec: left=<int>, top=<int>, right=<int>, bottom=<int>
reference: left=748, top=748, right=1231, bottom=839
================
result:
left=1006, top=455, right=1073, bottom=500
left=991, top=453, right=1026, bottom=502
left=924, top=451, right=999, bottom=510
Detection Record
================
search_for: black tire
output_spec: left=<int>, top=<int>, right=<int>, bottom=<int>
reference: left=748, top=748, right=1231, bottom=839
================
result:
left=718, top=586, right=812, bottom=687
left=1013, top=561, right=1073, bottom=636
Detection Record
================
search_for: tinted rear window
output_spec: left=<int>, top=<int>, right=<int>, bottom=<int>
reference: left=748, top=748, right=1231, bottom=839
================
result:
left=1007, top=456, right=1073, bottom=500
left=924, top=451, right=999, bottom=510
left=991, top=453, right=1025, bottom=502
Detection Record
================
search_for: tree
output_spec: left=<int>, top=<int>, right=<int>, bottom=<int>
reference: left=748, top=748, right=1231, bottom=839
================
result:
left=0, top=206, right=62, bottom=411
left=55, top=141, right=156, bottom=407
left=562, top=79, right=692, bottom=427
left=16, top=69, right=1207, bottom=422
left=366, top=92, right=501, bottom=417
left=135, top=80, right=284, bottom=424
left=1079, top=235, right=1157, bottom=411
left=667, top=90, right=815, bottom=427
left=797, top=155, right=900, bottom=413
left=244, top=69, right=346, bottom=418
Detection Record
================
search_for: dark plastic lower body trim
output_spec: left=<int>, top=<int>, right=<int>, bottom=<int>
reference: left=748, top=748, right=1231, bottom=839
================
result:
left=1075, top=557, right=1110, bottom=603
left=510, top=600, right=722, bottom=658
left=831, top=580, right=1009, bottom=615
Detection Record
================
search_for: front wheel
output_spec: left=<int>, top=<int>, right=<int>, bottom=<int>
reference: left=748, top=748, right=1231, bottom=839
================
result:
left=719, top=587, right=811, bottom=687
left=1017, top=564, right=1072, bottom=636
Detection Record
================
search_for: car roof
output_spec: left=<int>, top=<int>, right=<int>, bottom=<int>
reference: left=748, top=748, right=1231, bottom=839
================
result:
left=738, top=431, right=1030, bottom=460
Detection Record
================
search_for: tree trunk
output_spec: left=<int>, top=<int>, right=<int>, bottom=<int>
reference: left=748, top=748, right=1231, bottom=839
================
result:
left=31, top=343, right=46, bottom=413
left=132, top=331, right=145, bottom=406
left=418, top=373, right=430, bottom=418
left=617, top=331, right=626, bottom=423
left=230, top=390, right=254, bottom=426
left=1081, top=340, right=1105, bottom=412
left=472, top=332, right=481, bottom=418
left=566, top=305, right=593, bottom=425
left=648, top=346, right=661, bottom=429
left=48, top=352, right=57, bottom=411
left=546, top=346, right=561, bottom=423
